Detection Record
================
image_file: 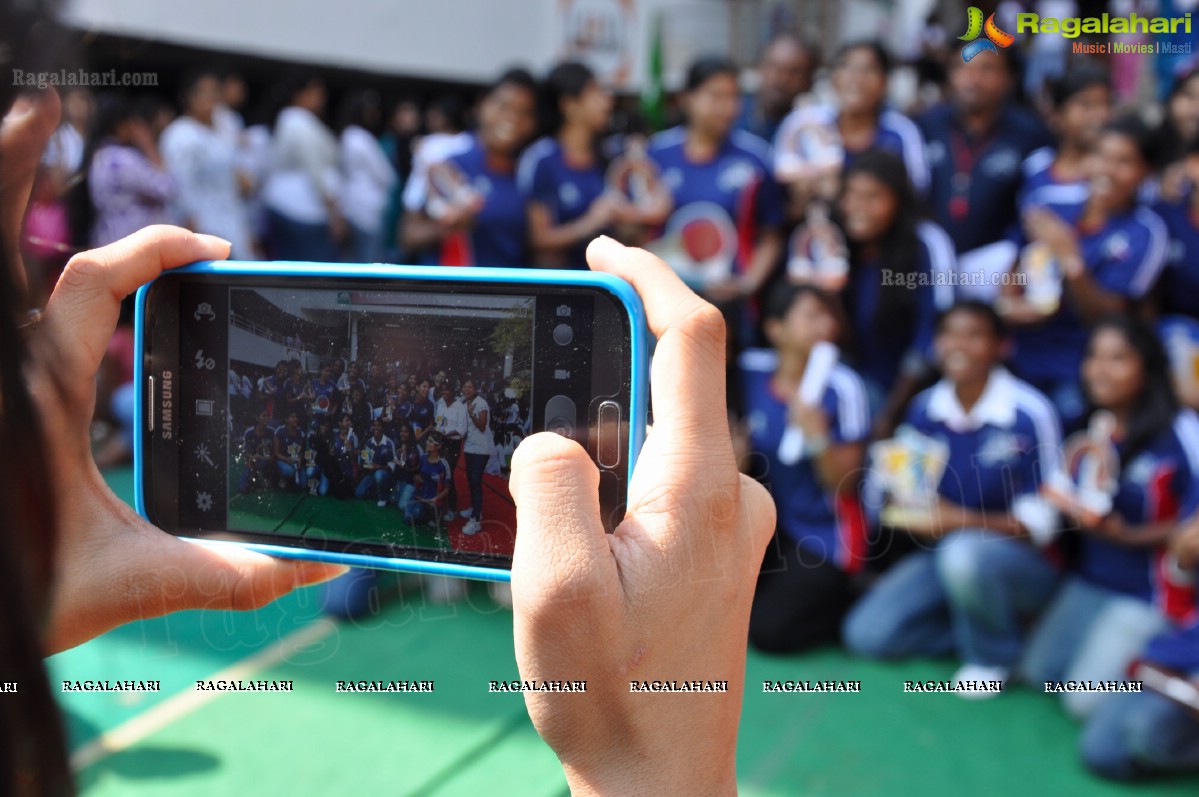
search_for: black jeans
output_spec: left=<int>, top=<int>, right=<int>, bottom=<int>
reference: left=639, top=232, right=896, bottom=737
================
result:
left=749, top=534, right=857, bottom=654
left=464, top=452, right=488, bottom=521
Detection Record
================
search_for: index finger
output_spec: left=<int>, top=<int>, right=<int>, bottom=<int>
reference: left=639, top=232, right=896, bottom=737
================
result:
left=585, top=236, right=728, bottom=442
left=44, top=225, right=230, bottom=379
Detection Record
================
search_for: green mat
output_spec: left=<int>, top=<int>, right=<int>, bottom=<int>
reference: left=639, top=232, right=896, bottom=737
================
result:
left=45, top=468, right=1199, bottom=796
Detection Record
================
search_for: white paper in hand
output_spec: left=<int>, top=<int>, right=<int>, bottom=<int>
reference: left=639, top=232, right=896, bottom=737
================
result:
left=778, top=342, right=839, bottom=465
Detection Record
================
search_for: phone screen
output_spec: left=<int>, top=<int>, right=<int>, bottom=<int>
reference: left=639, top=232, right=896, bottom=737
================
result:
left=142, top=273, right=635, bottom=572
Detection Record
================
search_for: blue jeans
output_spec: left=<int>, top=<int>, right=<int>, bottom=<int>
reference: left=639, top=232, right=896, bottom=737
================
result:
left=464, top=452, right=488, bottom=521
left=345, top=223, right=383, bottom=263
left=355, top=468, right=393, bottom=501
left=266, top=207, right=338, bottom=262
left=277, top=461, right=318, bottom=489
left=843, top=530, right=1059, bottom=667
left=1080, top=687, right=1199, bottom=780
left=1018, top=576, right=1168, bottom=719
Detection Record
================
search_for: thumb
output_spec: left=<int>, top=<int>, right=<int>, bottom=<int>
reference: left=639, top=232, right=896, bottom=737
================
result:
left=180, top=540, right=349, bottom=612
left=509, top=433, right=614, bottom=599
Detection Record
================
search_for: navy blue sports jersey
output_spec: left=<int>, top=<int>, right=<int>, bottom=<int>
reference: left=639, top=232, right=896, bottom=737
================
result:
left=740, top=348, right=872, bottom=573
left=274, top=425, right=306, bottom=461
left=903, top=368, right=1062, bottom=521
left=1016, top=147, right=1088, bottom=211
left=1154, top=197, right=1199, bottom=318
left=260, top=374, right=288, bottom=421
left=409, top=400, right=434, bottom=433
left=360, top=434, right=396, bottom=470
left=1076, top=411, right=1199, bottom=617
left=309, top=378, right=338, bottom=417
left=242, top=425, right=274, bottom=460
left=918, top=102, right=1053, bottom=254
left=442, top=135, right=528, bottom=267
left=393, top=443, right=422, bottom=485
left=415, top=454, right=453, bottom=501
left=517, top=136, right=608, bottom=269
left=647, top=127, right=784, bottom=275
left=735, top=95, right=784, bottom=143
left=1144, top=617, right=1199, bottom=672
left=1009, top=192, right=1169, bottom=386
left=843, top=221, right=956, bottom=391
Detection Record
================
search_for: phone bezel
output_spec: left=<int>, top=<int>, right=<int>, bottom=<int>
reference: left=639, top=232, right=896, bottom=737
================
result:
left=135, top=261, right=648, bottom=581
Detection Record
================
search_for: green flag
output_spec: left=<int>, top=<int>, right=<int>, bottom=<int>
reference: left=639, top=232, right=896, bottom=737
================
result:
left=641, top=12, right=664, bottom=131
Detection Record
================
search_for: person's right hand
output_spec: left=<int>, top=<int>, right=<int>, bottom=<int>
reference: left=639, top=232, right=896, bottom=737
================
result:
left=509, top=236, right=776, bottom=797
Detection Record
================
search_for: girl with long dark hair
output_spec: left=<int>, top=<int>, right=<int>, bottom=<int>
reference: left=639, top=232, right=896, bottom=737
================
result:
left=835, top=148, right=956, bottom=437
left=1019, top=316, right=1199, bottom=719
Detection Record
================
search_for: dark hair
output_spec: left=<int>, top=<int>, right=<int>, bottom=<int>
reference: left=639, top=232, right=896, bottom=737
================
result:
left=1157, top=69, right=1199, bottom=165
left=685, top=56, right=738, bottom=92
left=762, top=282, right=846, bottom=349
left=1084, top=316, right=1178, bottom=465
left=1047, top=64, right=1110, bottom=109
left=1101, top=114, right=1158, bottom=168
left=833, top=40, right=892, bottom=77
left=934, top=299, right=1006, bottom=340
left=67, top=91, right=139, bottom=248
left=426, top=93, right=467, bottom=133
left=488, top=67, right=538, bottom=99
left=336, top=89, right=383, bottom=135
left=0, top=0, right=77, bottom=791
left=178, top=69, right=219, bottom=113
left=761, top=30, right=818, bottom=71
left=839, top=149, right=925, bottom=355
left=541, top=61, right=595, bottom=134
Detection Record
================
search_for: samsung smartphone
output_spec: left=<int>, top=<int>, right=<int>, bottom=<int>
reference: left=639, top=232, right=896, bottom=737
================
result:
left=135, top=262, right=647, bottom=582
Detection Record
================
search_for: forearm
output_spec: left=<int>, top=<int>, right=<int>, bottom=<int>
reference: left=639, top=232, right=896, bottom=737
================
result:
left=740, top=231, right=783, bottom=292
left=401, top=211, right=446, bottom=253
left=1064, top=267, right=1127, bottom=323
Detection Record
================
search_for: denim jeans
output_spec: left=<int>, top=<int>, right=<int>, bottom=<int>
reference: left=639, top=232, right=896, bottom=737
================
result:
left=1080, top=686, right=1199, bottom=780
left=1018, top=576, right=1169, bottom=719
left=266, top=207, right=338, bottom=262
left=464, top=452, right=488, bottom=521
left=843, top=529, right=1059, bottom=667
left=277, top=461, right=317, bottom=488
left=355, top=468, right=393, bottom=501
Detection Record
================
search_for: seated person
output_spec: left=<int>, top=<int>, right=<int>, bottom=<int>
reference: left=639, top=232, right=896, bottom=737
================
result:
left=741, top=283, right=870, bottom=653
left=1018, top=317, right=1199, bottom=719
left=843, top=300, right=1063, bottom=692
left=407, top=432, right=453, bottom=528
left=273, top=411, right=315, bottom=491
left=355, top=419, right=396, bottom=507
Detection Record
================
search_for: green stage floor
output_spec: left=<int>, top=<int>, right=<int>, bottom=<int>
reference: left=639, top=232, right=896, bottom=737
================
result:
left=48, top=467, right=1199, bottom=796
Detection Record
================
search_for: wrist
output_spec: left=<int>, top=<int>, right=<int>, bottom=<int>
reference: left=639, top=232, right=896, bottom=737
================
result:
left=1060, top=251, right=1085, bottom=280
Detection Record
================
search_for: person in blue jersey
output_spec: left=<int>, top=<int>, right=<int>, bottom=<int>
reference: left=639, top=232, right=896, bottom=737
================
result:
left=518, top=62, right=621, bottom=269
left=407, top=432, right=454, bottom=528
left=774, top=41, right=928, bottom=198
left=646, top=56, right=784, bottom=307
left=257, top=359, right=290, bottom=424
left=843, top=301, right=1063, bottom=692
left=237, top=410, right=276, bottom=494
left=355, top=418, right=397, bottom=507
left=1001, top=117, right=1169, bottom=430
left=1153, top=138, right=1199, bottom=318
left=835, top=150, right=956, bottom=437
left=302, top=362, right=341, bottom=422
left=336, top=360, right=367, bottom=396
left=736, top=32, right=815, bottom=143
left=409, top=379, right=435, bottom=438
left=1079, top=514, right=1199, bottom=780
left=282, top=360, right=310, bottom=425
left=918, top=45, right=1053, bottom=255
left=273, top=411, right=315, bottom=491
left=741, top=283, right=871, bottom=653
left=401, top=69, right=539, bottom=267
left=1154, top=68, right=1199, bottom=205
left=1018, top=65, right=1112, bottom=209
left=1018, top=317, right=1199, bottom=718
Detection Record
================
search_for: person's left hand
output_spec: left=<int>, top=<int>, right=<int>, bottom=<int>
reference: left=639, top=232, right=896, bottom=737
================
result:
left=25, top=225, right=348, bottom=654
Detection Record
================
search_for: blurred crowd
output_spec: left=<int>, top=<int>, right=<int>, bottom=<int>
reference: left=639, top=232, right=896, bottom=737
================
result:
left=21, top=5, right=1199, bottom=783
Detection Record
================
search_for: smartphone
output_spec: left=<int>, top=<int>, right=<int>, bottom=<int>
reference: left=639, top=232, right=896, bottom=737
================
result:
left=135, top=261, right=647, bottom=581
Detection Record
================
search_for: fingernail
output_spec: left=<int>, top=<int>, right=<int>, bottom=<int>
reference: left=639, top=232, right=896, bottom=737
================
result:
left=195, top=233, right=232, bottom=249
left=295, top=562, right=350, bottom=584
left=590, top=235, right=623, bottom=253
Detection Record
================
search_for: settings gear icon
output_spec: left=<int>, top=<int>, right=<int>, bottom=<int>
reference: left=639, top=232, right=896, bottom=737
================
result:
left=196, top=491, right=214, bottom=512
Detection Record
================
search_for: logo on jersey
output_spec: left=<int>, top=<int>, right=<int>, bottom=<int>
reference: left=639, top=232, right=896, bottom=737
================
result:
left=1103, top=231, right=1132, bottom=261
left=559, top=182, right=582, bottom=208
left=976, top=430, right=1022, bottom=466
left=716, top=159, right=756, bottom=193
left=960, top=7, right=1014, bottom=61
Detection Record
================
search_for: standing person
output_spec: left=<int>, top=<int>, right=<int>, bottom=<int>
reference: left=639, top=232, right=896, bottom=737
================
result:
left=409, top=380, right=435, bottom=438
left=261, top=72, right=343, bottom=262
left=519, top=62, right=622, bottom=269
left=355, top=418, right=396, bottom=507
left=304, top=363, right=341, bottom=421
left=743, top=283, right=871, bottom=653
left=258, top=359, right=290, bottom=423
left=336, top=90, right=397, bottom=263
left=160, top=70, right=254, bottom=258
left=835, top=149, right=956, bottom=436
left=461, top=379, right=493, bottom=535
left=1001, top=117, right=1169, bottom=430
left=1154, top=67, right=1199, bottom=204
left=79, top=93, right=175, bottom=248
left=647, top=56, right=784, bottom=310
left=432, top=380, right=468, bottom=522
left=775, top=41, right=928, bottom=197
left=1154, top=138, right=1199, bottom=319
left=1018, top=65, right=1112, bottom=208
left=918, top=45, right=1052, bottom=256
left=737, top=31, right=816, bottom=142
left=843, top=301, right=1063, bottom=691
left=401, top=69, right=539, bottom=267
left=399, top=94, right=471, bottom=264
left=1018, top=318, right=1199, bottom=719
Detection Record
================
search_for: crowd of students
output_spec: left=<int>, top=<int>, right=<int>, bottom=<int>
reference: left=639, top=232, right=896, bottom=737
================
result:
left=23, top=20, right=1199, bottom=785
left=232, top=357, right=526, bottom=536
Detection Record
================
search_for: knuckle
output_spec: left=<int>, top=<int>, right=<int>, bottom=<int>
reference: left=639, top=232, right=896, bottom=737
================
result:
left=679, top=301, right=726, bottom=350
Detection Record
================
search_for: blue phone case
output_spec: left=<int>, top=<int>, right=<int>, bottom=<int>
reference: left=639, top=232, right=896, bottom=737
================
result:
left=134, top=261, right=649, bottom=582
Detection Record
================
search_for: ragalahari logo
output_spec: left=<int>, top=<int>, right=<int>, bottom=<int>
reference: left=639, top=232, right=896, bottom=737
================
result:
left=960, top=7, right=1015, bottom=61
